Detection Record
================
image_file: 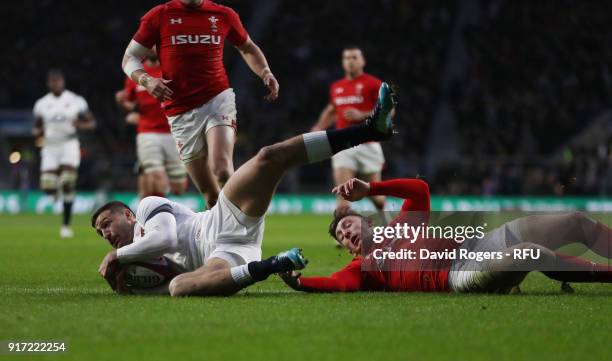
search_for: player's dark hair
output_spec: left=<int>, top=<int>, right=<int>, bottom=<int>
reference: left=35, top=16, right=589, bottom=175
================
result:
left=47, top=69, right=64, bottom=78
left=342, top=45, right=363, bottom=54
left=329, top=207, right=363, bottom=243
left=91, top=201, right=134, bottom=228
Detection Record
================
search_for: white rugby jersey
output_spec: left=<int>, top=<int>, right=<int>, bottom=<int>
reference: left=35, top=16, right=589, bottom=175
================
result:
left=117, top=197, right=204, bottom=272
left=33, top=90, right=88, bottom=144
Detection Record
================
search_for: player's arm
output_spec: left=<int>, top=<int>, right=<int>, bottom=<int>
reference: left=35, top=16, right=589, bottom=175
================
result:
left=334, top=178, right=430, bottom=211
left=118, top=212, right=178, bottom=263
left=280, top=259, right=363, bottom=292
left=311, top=103, right=336, bottom=131
left=32, top=116, right=43, bottom=137
left=115, top=89, right=136, bottom=112
left=235, top=37, right=279, bottom=101
left=75, top=111, right=96, bottom=130
left=122, top=40, right=173, bottom=102
left=98, top=211, right=178, bottom=283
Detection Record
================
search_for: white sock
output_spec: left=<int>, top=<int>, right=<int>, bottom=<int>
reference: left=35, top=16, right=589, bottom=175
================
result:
left=303, top=131, right=332, bottom=163
left=230, top=264, right=255, bottom=287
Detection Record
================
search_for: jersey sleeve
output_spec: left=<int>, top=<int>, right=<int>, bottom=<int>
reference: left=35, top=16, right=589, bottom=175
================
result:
left=32, top=99, right=42, bottom=118
left=133, top=5, right=162, bottom=49
left=369, top=179, right=430, bottom=212
left=226, top=7, right=248, bottom=46
left=77, top=96, right=89, bottom=114
left=135, top=196, right=174, bottom=226
left=298, top=258, right=363, bottom=292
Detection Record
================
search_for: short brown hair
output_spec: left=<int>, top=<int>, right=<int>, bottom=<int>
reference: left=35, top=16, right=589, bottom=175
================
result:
left=91, top=201, right=133, bottom=228
left=328, top=207, right=363, bottom=242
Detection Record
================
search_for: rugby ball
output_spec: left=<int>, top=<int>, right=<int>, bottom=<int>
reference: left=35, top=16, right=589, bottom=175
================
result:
left=123, top=257, right=180, bottom=289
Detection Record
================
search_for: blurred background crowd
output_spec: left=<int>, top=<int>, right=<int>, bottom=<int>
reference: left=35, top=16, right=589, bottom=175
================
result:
left=1, top=0, right=610, bottom=195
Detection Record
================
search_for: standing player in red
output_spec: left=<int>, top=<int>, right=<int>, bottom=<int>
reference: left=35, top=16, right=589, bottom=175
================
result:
left=116, top=55, right=187, bottom=199
left=311, top=46, right=393, bottom=219
left=280, top=178, right=612, bottom=293
left=122, top=0, right=279, bottom=208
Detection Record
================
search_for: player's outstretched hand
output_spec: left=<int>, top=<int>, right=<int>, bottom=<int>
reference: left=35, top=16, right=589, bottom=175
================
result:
left=144, top=77, right=174, bottom=102
left=263, top=73, right=279, bottom=101
left=332, top=178, right=370, bottom=201
left=278, top=271, right=302, bottom=291
left=98, top=249, right=120, bottom=287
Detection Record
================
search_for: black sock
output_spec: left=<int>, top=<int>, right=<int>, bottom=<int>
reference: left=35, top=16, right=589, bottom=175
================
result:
left=247, top=255, right=294, bottom=282
left=63, top=201, right=73, bottom=226
left=325, top=123, right=382, bottom=154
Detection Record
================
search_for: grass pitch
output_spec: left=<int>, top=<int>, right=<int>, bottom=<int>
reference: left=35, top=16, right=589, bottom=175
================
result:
left=0, top=214, right=610, bottom=361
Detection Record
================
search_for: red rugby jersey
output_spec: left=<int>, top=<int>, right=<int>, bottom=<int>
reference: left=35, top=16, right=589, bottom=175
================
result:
left=132, top=0, right=248, bottom=116
left=299, top=179, right=459, bottom=293
left=124, top=63, right=170, bottom=134
left=329, top=73, right=382, bottom=129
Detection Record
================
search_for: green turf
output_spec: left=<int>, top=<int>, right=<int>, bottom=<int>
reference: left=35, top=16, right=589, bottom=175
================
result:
left=0, top=214, right=610, bottom=361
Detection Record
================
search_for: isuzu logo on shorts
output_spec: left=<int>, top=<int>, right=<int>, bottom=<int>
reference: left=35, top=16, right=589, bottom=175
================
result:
left=171, top=35, right=221, bottom=45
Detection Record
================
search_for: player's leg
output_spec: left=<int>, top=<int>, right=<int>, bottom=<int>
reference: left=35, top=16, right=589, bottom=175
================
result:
left=487, top=242, right=612, bottom=285
left=168, top=248, right=307, bottom=297
left=137, top=172, right=148, bottom=199
left=357, top=142, right=387, bottom=221
left=40, top=144, right=60, bottom=198
left=205, top=125, right=235, bottom=188
left=333, top=167, right=356, bottom=211
left=168, top=108, right=221, bottom=208
left=138, top=133, right=169, bottom=197
left=511, top=213, right=612, bottom=258
left=184, top=155, right=221, bottom=207
left=162, top=133, right=188, bottom=195
left=57, top=139, right=80, bottom=238
left=148, top=170, right=170, bottom=196
left=223, top=83, right=396, bottom=217
left=58, top=165, right=77, bottom=238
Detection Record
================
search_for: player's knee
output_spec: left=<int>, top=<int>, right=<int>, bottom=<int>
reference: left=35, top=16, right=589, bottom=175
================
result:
left=569, top=211, right=593, bottom=227
left=209, top=161, right=233, bottom=184
left=256, top=143, right=286, bottom=166
left=40, top=173, right=59, bottom=193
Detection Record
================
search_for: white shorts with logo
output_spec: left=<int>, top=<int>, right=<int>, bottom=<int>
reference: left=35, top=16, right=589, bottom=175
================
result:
left=136, top=132, right=186, bottom=181
left=331, top=142, right=385, bottom=174
left=196, top=191, right=264, bottom=267
left=40, top=138, right=80, bottom=172
left=448, top=219, right=523, bottom=293
left=167, top=88, right=237, bottom=163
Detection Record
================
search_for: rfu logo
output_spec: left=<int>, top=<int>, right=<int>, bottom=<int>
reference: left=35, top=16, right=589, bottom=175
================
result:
left=171, top=34, right=221, bottom=45
left=170, top=18, right=182, bottom=25
left=208, top=16, right=218, bottom=32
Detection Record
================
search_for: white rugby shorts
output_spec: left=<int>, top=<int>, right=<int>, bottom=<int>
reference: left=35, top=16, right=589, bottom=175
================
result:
left=195, top=191, right=264, bottom=267
left=448, top=219, right=523, bottom=293
left=40, top=138, right=80, bottom=172
left=331, top=142, right=385, bottom=174
left=167, top=88, right=237, bottom=162
left=136, top=132, right=186, bottom=181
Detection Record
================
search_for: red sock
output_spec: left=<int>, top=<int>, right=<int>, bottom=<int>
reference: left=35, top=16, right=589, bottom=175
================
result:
left=542, top=254, right=612, bottom=283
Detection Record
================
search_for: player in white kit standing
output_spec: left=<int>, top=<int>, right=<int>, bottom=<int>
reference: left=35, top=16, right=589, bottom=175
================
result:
left=33, top=70, right=96, bottom=238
